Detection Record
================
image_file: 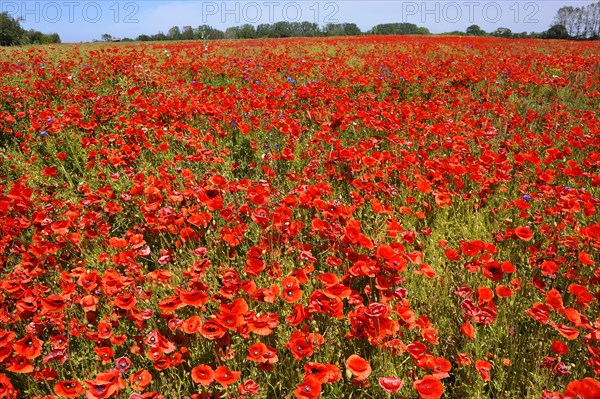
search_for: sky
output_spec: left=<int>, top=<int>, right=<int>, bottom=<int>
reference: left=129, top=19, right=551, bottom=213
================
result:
left=2, top=0, right=595, bottom=42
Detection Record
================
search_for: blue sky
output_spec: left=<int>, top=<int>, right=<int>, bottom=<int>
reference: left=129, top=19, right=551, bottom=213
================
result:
left=3, top=1, right=594, bottom=42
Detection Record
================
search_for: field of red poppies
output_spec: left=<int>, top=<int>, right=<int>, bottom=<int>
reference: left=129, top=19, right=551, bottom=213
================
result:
left=0, top=35, right=599, bottom=399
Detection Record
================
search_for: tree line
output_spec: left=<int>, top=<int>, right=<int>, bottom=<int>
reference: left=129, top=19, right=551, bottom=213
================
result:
left=553, top=1, right=600, bottom=39
left=114, top=2, right=600, bottom=42
left=0, top=12, right=60, bottom=46
left=113, top=19, right=591, bottom=42
left=2, top=2, right=599, bottom=46
left=124, top=22, right=423, bottom=42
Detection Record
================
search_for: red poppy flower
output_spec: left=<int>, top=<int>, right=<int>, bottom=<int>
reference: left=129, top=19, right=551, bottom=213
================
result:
left=97, top=321, right=112, bottom=339
left=200, top=319, right=226, bottom=340
left=41, top=294, right=66, bottom=313
left=378, top=376, right=403, bottom=393
left=286, top=333, right=314, bottom=361
left=94, top=346, right=114, bottom=363
left=129, top=370, right=152, bottom=391
left=247, top=342, right=267, bottom=363
left=456, top=353, right=473, bottom=366
left=84, top=370, right=125, bottom=399
left=191, top=364, right=214, bottom=386
left=262, top=346, right=279, bottom=365
left=216, top=310, right=244, bottom=330
left=13, top=334, right=43, bottom=359
left=108, top=237, right=128, bottom=249
left=84, top=380, right=113, bottom=399
left=554, top=324, right=579, bottom=340
left=413, top=375, right=444, bottom=399
left=345, top=355, right=371, bottom=381
left=0, top=372, right=16, bottom=399
left=514, top=226, right=533, bottom=241
left=563, top=308, right=583, bottom=326
left=179, top=289, right=209, bottom=307
left=568, top=284, right=594, bottom=308
left=422, top=327, right=439, bottom=345
left=157, top=295, right=183, bottom=313
left=578, top=251, right=594, bottom=265
left=551, top=340, right=568, bottom=355
left=79, top=295, right=98, bottom=312
left=461, top=320, right=476, bottom=340
left=540, top=260, right=558, bottom=277
left=286, top=304, right=309, bottom=326
left=238, top=378, right=260, bottom=395
left=496, top=285, right=513, bottom=298
left=114, top=293, right=136, bottom=310
left=476, top=286, right=494, bottom=305
left=281, top=276, right=303, bottom=303
left=214, top=365, right=241, bottom=388
left=146, top=348, right=163, bottom=362
left=144, top=330, right=175, bottom=353
left=181, top=315, right=202, bottom=334
left=407, top=342, right=427, bottom=360
left=426, top=356, right=452, bottom=379
left=6, top=355, right=34, bottom=373
left=51, top=220, right=70, bottom=235
left=444, top=248, right=460, bottom=261
left=546, top=289, right=564, bottom=311
left=43, top=167, right=57, bottom=176
left=293, top=377, right=322, bottom=399
left=303, top=362, right=340, bottom=384
left=475, top=360, right=493, bottom=381
left=563, top=377, right=600, bottom=399
left=54, top=380, right=85, bottom=398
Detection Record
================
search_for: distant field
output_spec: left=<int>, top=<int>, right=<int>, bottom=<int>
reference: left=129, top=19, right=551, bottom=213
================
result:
left=0, top=36, right=599, bottom=399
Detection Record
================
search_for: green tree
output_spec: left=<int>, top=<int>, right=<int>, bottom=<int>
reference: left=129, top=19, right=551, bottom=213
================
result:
left=466, top=24, right=486, bottom=36
left=101, top=33, right=113, bottom=42
left=544, top=24, right=570, bottom=39
left=271, top=21, right=293, bottom=37
left=47, top=33, right=61, bottom=43
left=325, top=23, right=361, bottom=36
left=237, top=24, right=256, bottom=39
left=324, top=23, right=345, bottom=36
left=369, top=23, right=426, bottom=35
left=492, top=27, right=513, bottom=38
left=151, top=32, right=168, bottom=41
left=24, top=29, right=44, bottom=44
left=224, top=26, right=240, bottom=39
left=256, top=23, right=273, bottom=37
left=168, top=26, right=182, bottom=40
left=342, top=23, right=361, bottom=36
left=182, top=26, right=194, bottom=40
left=553, top=2, right=600, bottom=39
left=0, top=12, right=25, bottom=46
left=297, top=21, right=321, bottom=37
left=196, top=25, right=224, bottom=40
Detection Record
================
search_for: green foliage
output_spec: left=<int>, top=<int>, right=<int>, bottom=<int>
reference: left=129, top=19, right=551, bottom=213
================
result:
left=491, top=27, right=513, bottom=38
left=0, top=12, right=60, bottom=45
left=0, top=11, right=25, bottom=46
left=369, top=22, right=429, bottom=35
left=553, top=1, right=600, bottom=39
left=23, top=29, right=61, bottom=44
left=324, top=23, right=362, bottom=37
left=544, top=24, right=571, bottom=39
left=466, top=25, right=486, bottom=36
